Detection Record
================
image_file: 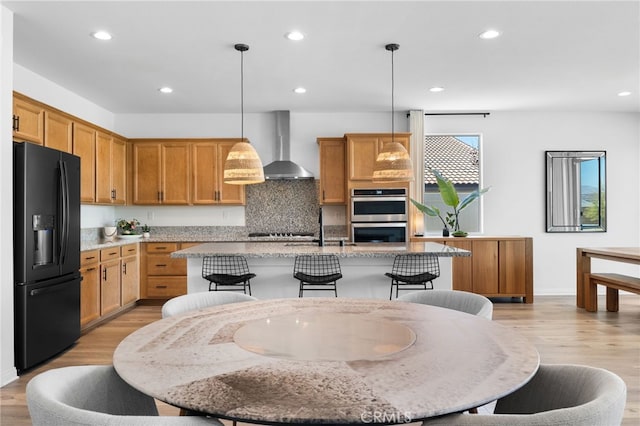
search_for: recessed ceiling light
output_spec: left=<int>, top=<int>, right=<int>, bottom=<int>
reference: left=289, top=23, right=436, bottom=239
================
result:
left=285, top=31, right=305, bottom=41
left=479, top=29, right=501, bottom=40
left=158, top=87, right=173, bottom=94
left=91, top=31, right=112, bottom=41
left=618, top=91, right=632, bottom=97
left=429, top=87, right=445, bottom=93
left=293, top=87, right=307, bottom=94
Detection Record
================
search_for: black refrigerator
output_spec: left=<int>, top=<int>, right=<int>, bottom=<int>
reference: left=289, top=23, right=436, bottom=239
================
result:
left=13, top=142, right=81, bottom=373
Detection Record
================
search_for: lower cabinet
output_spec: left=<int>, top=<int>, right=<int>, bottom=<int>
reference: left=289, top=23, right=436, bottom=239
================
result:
left=80, top=243, right=140, bottom=330
left=141, top=242, right=197, bottom=299
left=413, top=236, right=533, bottom=303
left=79, top=250, right=100, bottom=326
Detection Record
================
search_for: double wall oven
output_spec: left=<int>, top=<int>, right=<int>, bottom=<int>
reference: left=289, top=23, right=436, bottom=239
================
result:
left=351, top=188, right=408, bottom=243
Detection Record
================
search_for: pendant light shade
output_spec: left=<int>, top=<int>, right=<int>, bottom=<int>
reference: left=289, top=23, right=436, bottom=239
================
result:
left=224, top=43, right=265, bottom=185
left=373, top=43, right=413, bottom=182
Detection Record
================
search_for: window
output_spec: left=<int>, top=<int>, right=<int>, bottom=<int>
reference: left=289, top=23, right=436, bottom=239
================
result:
left=422, top=134, right=482, bottom=233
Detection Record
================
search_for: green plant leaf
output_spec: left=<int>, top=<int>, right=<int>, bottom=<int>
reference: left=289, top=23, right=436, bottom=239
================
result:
left=410, top=198, right=439, bottom=217
left=432, top=169, right=459, bottom=208
left=458, top=187, right=491, bottom=211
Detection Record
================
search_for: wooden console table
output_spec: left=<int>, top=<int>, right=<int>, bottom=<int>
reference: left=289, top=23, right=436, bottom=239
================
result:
left=576, top=247, right=640, bottom=309
left=410, top=236, right=533, bottom=303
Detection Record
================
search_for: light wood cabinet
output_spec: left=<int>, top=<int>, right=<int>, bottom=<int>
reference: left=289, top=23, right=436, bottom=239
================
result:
left=141, top=242, right=194, bottom=299
left=317, top=137, right=347, bottom=204
left=73, top=122, right=96, bottom=203
left=111, top=136, right=127, bottom=204
left=412, top=236, right=534, bottom=303
left=132, top=142, right=190, bottom=205
left=121, top=244, right=139, bottom=306
left=79, top=250, right=100, bottom=327
left=96, top=132, right=127, bottom=204
left=99, top=248, right=122, bottom=316
left=81, top=244, right=140, bottom=330
left=12, top=94, right=44, bottom=144
left=44, top=110, right=73, bottom=153
left=346, top=133, right=411, bottom=182
left=191, top=141, right=245, bottom=205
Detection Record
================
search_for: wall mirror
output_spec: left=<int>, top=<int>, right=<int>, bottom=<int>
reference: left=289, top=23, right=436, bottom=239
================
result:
left=545, top=151, right=606, bottom=232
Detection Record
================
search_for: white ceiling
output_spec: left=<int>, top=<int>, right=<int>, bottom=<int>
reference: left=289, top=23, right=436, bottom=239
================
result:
left=5, top=0, right=639, bottom=114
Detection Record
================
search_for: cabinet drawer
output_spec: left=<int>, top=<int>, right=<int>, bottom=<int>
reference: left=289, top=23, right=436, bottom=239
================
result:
left=146, top=254, right=186, bottom=275
left=146, top=242, right=179, bottom=253
left=146, top=276, right=187, bottom=297
left=100, top=247, right=121, bottom=262
left=120, top=243, right=138, bottom=257
left=80, top=249, right=100, bottom=267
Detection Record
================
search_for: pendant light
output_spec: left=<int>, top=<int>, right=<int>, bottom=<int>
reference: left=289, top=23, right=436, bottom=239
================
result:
left=224, top=43, right=265, bottom=185
left=373, top=43, right=413, bottom=181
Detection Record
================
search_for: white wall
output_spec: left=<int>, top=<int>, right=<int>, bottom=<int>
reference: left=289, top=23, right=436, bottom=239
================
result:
left=0, top=5, right=16, bottom=386
left=425, top=112, right=640, bottom=295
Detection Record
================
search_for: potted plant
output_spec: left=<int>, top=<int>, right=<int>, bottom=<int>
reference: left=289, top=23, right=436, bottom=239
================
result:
left=411, top=169, right=490, bottom=237
left=116, top=218, right=140, bottom=235
left=141, top=224, right=151, bottom=238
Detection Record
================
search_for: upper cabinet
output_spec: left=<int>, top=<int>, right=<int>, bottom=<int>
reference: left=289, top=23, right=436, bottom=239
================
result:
left=44, top=110, right=73, bottom=153
left=73, top=122, right=96, bottom=203
left=317, top=137, right=347, bottom=205
left=346, top=133, right=411, bottom=181
left=12, top=94, right=45, bottom=144
left=131, top=141, right=190, bottom=205
left=130, top=139, right=246, bottom=206
left=96, top=132, right=126, bottom=205
left=191, top=141, right=245, bottom=205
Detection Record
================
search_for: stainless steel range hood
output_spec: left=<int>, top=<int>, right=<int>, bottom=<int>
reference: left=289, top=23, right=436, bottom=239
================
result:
left=263, top=111, right=314, bottom=180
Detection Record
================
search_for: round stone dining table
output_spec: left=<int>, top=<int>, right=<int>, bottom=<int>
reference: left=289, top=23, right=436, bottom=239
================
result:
left=113, top=298, right=539, bottom=425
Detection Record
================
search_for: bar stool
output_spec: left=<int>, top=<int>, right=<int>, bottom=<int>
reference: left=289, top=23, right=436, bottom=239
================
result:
left=293, top=254, right=342, bottom=297
left=202, top=255, right=255, bottom=295
left=386, top=253, right=440, bottom=299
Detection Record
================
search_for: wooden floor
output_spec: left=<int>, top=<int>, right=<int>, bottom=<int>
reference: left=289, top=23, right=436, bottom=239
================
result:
left=1, top=295, right=638, bottom=425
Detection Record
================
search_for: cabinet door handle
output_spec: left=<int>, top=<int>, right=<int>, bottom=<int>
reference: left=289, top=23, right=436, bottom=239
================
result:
left=84, top=256, right=96, bottom=261
left=322, top=190, right=326, bottom=200
left=103, top=268, right=107, bottom=281
left=86, top=267, right=96, bottom=272
left=157, top=191, right=161, bottom=202
left=155, top=264, right=167, bottom=267
left=14, top=115, right=20, bottom=132
left=155, top=285, right=167, bottom=289
left=122, top=263, right=127, bottom=274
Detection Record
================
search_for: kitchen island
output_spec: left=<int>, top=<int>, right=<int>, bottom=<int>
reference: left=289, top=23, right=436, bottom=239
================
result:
left=172, top=242, right=470, bottom=299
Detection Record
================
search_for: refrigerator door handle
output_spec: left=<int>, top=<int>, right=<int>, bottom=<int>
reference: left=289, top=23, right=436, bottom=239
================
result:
left=59, top=160, right=69, bottom=266
left=30, top=281, right=74, bottom=297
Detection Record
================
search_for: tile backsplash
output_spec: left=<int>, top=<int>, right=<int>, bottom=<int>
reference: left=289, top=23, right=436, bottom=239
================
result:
left=245, top=180, right=319, bottom=234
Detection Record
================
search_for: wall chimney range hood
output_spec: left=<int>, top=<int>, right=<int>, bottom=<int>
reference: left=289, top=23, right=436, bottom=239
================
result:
left=263, top=111, right=314, bottom=180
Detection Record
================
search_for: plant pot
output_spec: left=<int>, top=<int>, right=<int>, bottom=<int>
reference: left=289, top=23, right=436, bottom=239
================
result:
left=143, top=232, right=150, bottom=238
left=452, top=231, right=468, bottom=237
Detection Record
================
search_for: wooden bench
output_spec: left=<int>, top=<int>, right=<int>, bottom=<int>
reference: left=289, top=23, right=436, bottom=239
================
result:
left=585, top=273, right=640, bottom=312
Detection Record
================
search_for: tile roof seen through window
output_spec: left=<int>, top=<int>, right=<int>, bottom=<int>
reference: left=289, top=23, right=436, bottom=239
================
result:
left=424, top=136, right=479, bottom=185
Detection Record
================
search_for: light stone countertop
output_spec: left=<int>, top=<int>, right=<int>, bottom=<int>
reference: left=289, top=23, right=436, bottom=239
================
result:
left=113, top=298, right=539, bottom=424
left=171, top=241, right=471, bottom=259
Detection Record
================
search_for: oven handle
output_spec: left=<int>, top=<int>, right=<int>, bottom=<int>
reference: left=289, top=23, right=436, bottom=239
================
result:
left=351, top=196, right=408, bottom=202
left=351, top=222, right=408, bottom=228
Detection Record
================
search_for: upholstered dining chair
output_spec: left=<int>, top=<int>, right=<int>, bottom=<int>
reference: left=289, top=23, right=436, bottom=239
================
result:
left=162, top=291, right=257, bottom=318
left=26, top=364, right=223, bottom=425
left=397, top=289, right=493, bottom=319
left=421, top=364, right=627, bottom=425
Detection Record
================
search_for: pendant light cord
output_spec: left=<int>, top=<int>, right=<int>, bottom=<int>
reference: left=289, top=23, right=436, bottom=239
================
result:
left=240, top=48, right=244, bottom=140
left=385, top=43, right=399, bottom=141
left=391, top=46, right=395, bottom=140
